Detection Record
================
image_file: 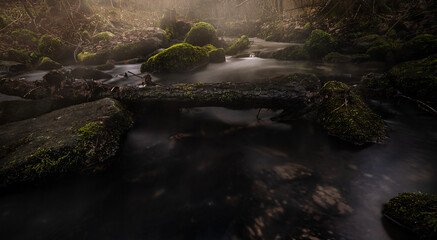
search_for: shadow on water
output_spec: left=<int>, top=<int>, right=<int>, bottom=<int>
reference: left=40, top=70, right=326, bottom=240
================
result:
left=0, top=101, right=436, bottom=240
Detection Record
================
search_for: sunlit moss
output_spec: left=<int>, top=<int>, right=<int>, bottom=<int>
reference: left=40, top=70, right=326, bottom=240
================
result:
left=37, top=57, right=62, bottom=70
left=184, top=22, right=217, bottom=47
left=92, top=32, right=114, bottom=43
left=225, top=35, right=250, bottom=55
left=141, top=43, right=209, bottom=73
left=38, top=35, right=63, bottom=59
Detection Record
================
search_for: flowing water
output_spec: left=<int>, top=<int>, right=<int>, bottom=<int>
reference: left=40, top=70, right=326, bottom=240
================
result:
left=1, top=39, right=436, bottom=240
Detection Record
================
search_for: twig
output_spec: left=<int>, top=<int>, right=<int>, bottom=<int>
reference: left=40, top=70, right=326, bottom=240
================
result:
left=23, top=86, right=42, bottom=98
left=397, top=92, right=437, bottom=116
left=127, top=71, right=142, bottom=79
left=0, top=13, right=23, bottom=32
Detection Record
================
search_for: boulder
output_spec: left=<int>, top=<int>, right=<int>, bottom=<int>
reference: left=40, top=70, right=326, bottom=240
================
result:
left=38, top=35, right=63, bottom=60
left=0, top=98, right=133, bottom=186
left=389, top=54, right=437, bottom=101
left=141, top=43, right=209, bottom=73
left=304, top=29, right=336, bottom=59
left=317, top=81, right=386, bottom=145
left=37, top=57, right=62, bottom=70
left=208, top=48, right=226, bottom=63
left=70, top=67, right=112, bottom=80
left=184, top=22, right=218, bottom=47
left=383, top=193, right=437, bottom=239
left=225, top=35, right=250, bottom=55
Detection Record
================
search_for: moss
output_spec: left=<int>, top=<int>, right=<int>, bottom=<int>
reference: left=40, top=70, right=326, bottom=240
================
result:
left=225, top=35, right=250, bottom=55
left=208, top=48, right=225, bottom=63
left=81, top=30, right=91, bottom=40
left=0, top=100, right=133, bottom=184
left=273, top=45, right=309, bottom=60
left=304, top=29, right=336, bottom=59
left=383, top=193, right=437, bottom=237
left=366, top=37, right=397, bottom=60
left=92, top=32, right=114, bottom=43
left=360, top=73, right=392, bottom=89
left=141, top=43, right=209, bottom=73
left=37, top=57, right=62, bottom=70
left=398, top=34, right=437, bottom=61
left=323, top=52, right=351, bottom=63
left=317, top=81, right=386, bottom=145
left=184, top=22, right=217, bottom=47
left=77, top=51, right=109, bottom=65
left=38, top=35, right=63, bottom=59
left=4, top=49, right=32, bottom=63
left=11, top=29, right=38, bottom=45
left=389, top=54, right=437, bottom=100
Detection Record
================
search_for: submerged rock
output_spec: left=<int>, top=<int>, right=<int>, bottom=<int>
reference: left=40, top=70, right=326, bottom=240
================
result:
left=184, top=22, right=218, bottom=47
left=317, top=81, right=386, bottom=145
left=383, top=193, right=437, bottom=238
left=141, top=43, right=209, bottom=73
left=225, top=35, right=250, bottom=55
left=389, top=54, right=437, bottom=101
left=0, top=98, right=133, bottom=186
left=70, top=67, right=112, bottom=80
left=37, top=57, right=62, bottom=70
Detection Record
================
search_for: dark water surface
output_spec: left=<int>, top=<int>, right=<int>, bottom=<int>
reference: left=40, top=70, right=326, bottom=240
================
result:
left=0, top=102, right=436, bottom=240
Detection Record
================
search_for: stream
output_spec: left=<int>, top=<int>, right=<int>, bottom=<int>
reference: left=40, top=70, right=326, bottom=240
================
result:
left=0, top=38, right=436, bottom=240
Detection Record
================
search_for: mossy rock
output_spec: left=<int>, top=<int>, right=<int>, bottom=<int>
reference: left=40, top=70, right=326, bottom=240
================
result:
left=323, top=52, right=371, bottom=63
left=271, top=45, right=309, bottom=60
left=184, top=22, right=218, bottom=47
left=0, top=98, right=133, bottom=186
left=398, top=34, right=437, bottom=61
left=366, top=37, right=397, bottom=60
left=141, top=43, right=209, bottom=73
left=2, top=49, right=32, bottom=63
left=388, top=54, right=437, bottom=101
left=383, top=193, right=437, bottom=238
left=304, top=29, right=336, bottom=59
left=225, top=35, right=250, bottom=55
left=360, top=73, right=392, bottom=89
left=38, top=35, right=63, bottom=59
left=77, top=51, right=109, bottom=65
left=109, top=38, right=161, bottom=61
left=96, top=60, right=115, bottom=71
left=317, top=81, right=386, bottom=145
left=354, top=34, right=380, bottom=53
left=11, top=29, right=38, bottom=45
left=208, top=48, right=225, bottom=63
left=37, top=57, right=62, bottom=70
left=92, top=32, right=114, bottom=43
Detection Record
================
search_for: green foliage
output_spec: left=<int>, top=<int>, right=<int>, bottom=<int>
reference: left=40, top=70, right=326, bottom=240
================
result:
left=184, top=22, right=217, bottom=47
left=38, top=35, right=63, bottom=59
left=11, top=29, right=38, bottom=45
left=304, top=29, right=336, bottom=59
left=37, top=57, right=62, bottom=70
left=384, top=193, right=437, bottom=237
left=141, top=43, right=209, bottom=73
left=225, top=35, right=250, bottom=55
left=92, top=32, right=114, bottom=43
left=317, top=81, right=386, bottom=145
left=389, top=54, right=437, bottom=100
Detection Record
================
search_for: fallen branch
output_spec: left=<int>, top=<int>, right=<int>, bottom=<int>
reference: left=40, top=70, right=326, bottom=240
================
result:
left=397, top=92, right=437, bottom=116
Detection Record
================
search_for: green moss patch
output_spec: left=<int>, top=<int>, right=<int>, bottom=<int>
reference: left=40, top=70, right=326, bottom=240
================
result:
left=2, top=49, right=32, bottom=63
left=317, top=81, right=386, bottom=145
left=92, top=32, right=115, bottom=43
left=389, top=54, right=437, bottom=101
left=77, top=51, right=109, bottom=65
left=38, top=35, right=63, bottom=59
left=141, top=43, right=209, bottom=73
left=383, top=193, right=437, bottom=238
left=11, top=29, right=38, bottom=45
left=37, top=57, right=62, bottom=70
left=184, top=22, right=218, bottom=47
left=225, top=35, right=250, bottom=56
left=304, top=29, right=336, bottom=59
